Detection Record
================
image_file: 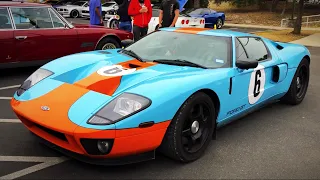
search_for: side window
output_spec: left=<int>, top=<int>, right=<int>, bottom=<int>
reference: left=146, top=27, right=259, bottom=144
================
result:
left=48, top=8, right=65, bottom=28
left=11, top=7, right=54, bottom=29
left=0, top=8, right=12, bottom=29
left=202, top=8, right=210, bottom=14
left=237, top=37, right=270, bottom=61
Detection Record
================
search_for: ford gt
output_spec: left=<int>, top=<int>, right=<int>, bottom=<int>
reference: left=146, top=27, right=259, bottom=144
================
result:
left=11, top=27, right=310, bottom=165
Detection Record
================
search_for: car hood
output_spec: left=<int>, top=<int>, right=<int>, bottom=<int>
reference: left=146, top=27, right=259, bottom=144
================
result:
left=40, top=49, right=209, bottom=97
left=59, top=5, right=80, bottom=8
left=13, top=49, right=227, bottom=130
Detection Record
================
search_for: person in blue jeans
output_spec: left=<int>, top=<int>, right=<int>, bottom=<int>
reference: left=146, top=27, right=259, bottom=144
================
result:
left=89, top=0, right=104, bottom=26
left=117, top=0, right=132, bottom=32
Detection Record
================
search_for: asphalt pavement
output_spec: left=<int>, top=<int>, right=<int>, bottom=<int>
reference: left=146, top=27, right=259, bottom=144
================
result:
left=0, top=22, right=319, bottom=179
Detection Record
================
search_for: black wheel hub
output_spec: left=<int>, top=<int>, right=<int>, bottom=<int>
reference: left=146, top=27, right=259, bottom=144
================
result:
left=181, top=103, right=211, bottom=154
left=296, top=65, right=308, bottom=99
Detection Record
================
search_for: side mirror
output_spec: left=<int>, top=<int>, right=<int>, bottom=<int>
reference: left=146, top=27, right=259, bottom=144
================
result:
left=236, top=59, right=258, bottom=70
left=121, top=39, right=134, bottom=48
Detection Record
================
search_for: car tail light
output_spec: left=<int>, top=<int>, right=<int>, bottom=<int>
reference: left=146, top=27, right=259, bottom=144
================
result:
left=186, top=20, right=189, bottom=24
left=181, top=20, right=185, bottom=24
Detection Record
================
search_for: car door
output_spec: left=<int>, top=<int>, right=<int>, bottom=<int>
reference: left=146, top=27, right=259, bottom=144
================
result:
left=0, top=7, right=16, bottom=64
left=226, top=37, right=287, bottom=119
left=11, top=6, right=78, bottom=63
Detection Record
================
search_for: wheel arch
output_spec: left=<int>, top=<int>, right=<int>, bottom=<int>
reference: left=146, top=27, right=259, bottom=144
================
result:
left=304, top=55, right=311, bottom=65
left=168, top=88, right=221, bottom=126
left=94, top=34, right=122, bottom=49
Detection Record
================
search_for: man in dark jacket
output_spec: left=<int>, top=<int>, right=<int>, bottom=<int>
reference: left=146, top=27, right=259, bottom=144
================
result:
left=128, top=0, right=152, bottom=41
left=158, top=0, right=180, bottom=28
left=117, top=0, right=132, bottom=32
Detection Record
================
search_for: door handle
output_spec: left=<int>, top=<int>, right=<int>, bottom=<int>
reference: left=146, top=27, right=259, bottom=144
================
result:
left=15, top=36, right=27, bottom=40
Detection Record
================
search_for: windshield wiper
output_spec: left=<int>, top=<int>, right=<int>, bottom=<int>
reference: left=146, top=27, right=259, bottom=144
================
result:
left=118, top=49, right=144, bottom=62
left=153, top=59, right=207, bottom=69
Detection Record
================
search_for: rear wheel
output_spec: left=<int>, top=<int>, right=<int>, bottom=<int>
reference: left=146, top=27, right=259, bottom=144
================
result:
left=159, top=92, right=215, bottom=162
left=110, top=19, right=119, bottom=29
left=95, top=37, right=120, bottom=50
left=280, top=57, right=310, bottom=105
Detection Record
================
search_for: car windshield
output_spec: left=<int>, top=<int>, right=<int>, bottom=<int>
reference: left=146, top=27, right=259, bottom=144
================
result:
left=124, top=31, right=231, bottom=69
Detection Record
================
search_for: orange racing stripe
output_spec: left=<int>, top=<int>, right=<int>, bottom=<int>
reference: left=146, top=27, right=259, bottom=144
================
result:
left=174, top=27, right=210, bottom=34
left=74, top=59, right=156, bottom=96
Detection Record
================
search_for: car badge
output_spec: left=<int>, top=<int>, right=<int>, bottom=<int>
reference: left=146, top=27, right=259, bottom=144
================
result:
left=41, top=106, right=50, bottom=111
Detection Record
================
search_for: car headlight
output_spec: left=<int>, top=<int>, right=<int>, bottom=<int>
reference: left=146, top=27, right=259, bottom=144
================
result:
left=87, top=93, right=151, bottom=125
left=16, top=68, right=53, bottom=96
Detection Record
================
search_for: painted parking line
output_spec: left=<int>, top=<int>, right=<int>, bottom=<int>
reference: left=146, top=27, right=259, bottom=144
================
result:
left=0, top=119, right=21, bottom=123
left=0, top=97, right=11, bottom=100
left=0, top=85, right=20, bottom=91
left=0, top=156, right=69, bottom=180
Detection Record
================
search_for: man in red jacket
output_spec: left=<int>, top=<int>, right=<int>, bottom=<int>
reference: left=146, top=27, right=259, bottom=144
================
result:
left=128, top=0, right=152, bottom=41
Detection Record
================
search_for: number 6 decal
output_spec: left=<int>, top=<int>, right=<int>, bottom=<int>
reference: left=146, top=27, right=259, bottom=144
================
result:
left=248, top=64, right=266, bottom=104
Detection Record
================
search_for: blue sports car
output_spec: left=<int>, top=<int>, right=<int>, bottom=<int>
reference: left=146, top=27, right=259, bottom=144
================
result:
left=11, top=27, right=310, bottom=165
left=183, top=8, right=225, bottom=29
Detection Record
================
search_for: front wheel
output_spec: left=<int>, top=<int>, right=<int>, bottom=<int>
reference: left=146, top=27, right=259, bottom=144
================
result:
left=95, top=37, right=120, bottom=50
left=70, top=10, right=79, bottom=18
left=216, top=18, right=223, bottom=29
left=158, top=92, right=216, bottom=163
left=280, top=57, right=310, bottom=105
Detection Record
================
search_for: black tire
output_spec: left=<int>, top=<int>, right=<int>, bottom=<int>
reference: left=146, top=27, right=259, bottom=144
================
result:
left=216, top=18, right=223, bottom=29
left=70, top=10, right=79, bottom=18
left=280, top=57, right=310, bottom=105
left=95, top=37, right=121, bottom=50
left=102, top=12, right=106, bottom=20
left=109, top=19, right=119, bottom=29
left=158, top=92, right=216, bottom=163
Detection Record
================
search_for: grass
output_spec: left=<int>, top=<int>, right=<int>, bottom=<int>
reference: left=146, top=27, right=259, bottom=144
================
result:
left=254, top=29, right=320, bottom=42
left=208, top=1, right=320, bottom=27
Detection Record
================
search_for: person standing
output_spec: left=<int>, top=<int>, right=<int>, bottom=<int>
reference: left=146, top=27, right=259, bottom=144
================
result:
left=118, top=0, right=132, bottom=32
left=128, top=0, right=152, bottom=41
left=89, top=0, right=104, bottom=26
left=158, top=0, right=180, bottom=28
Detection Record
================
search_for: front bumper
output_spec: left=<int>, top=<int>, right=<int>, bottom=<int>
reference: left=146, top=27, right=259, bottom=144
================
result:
left=31, top=131, right=155, bottom=165
left=12, top=108, right=169, bottom=165
left=11, top=85, right=170, bottom=165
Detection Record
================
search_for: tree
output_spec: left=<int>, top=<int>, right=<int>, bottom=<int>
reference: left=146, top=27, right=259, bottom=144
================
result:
left=293, top=0, right=305, bottom=34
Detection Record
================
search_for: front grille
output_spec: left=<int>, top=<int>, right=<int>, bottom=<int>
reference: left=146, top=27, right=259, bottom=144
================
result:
left=82, top=10, right=89, bottom=13
left=34, top=123, right=68, bottom=142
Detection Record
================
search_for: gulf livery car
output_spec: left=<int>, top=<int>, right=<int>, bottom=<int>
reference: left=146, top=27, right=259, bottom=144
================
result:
left=11, top=27, right=310, bottom=165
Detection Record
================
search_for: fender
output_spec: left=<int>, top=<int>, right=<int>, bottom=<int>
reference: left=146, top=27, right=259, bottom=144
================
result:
left=94, top=33, right=122, bottom=49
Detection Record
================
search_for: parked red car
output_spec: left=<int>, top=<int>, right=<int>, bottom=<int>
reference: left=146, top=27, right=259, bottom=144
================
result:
left=0, top=1, right=133, bottom=69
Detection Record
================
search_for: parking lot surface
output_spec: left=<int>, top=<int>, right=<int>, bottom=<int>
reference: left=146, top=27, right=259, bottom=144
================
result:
left=0, top=29, right=319, bottom=179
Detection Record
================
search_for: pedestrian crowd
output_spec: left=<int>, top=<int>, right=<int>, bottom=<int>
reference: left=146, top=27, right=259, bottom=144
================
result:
left=89, top=0, right=181, bottom=41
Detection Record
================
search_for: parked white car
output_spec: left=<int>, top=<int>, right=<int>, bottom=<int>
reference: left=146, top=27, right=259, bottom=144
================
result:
left=55, top=1, right=89, bottom=18
left=147, top=8, right=205, bottom=34
left=81, top=1, right=118, bottom=19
